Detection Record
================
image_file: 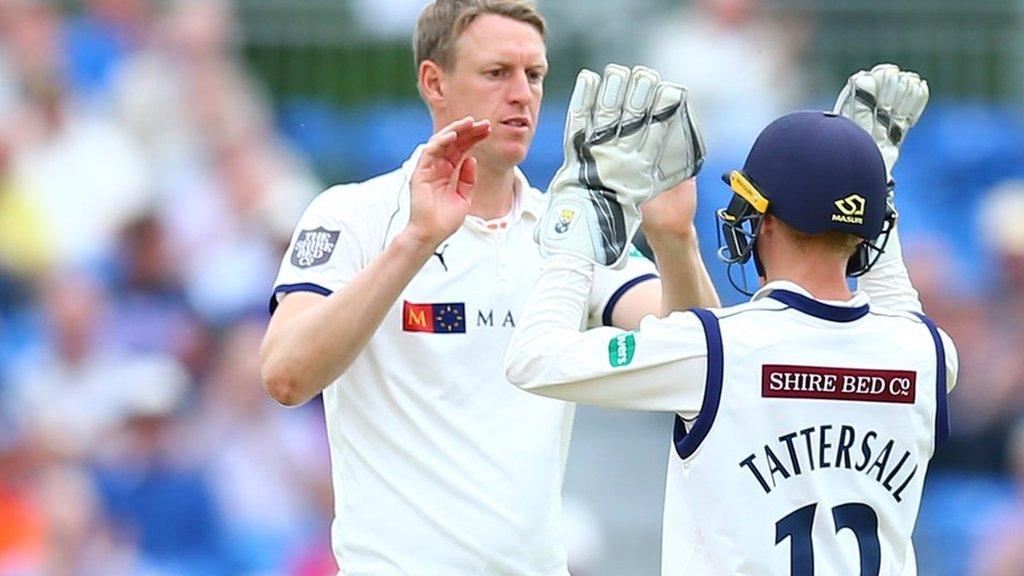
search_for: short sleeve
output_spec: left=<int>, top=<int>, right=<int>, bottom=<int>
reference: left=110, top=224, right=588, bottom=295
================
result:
left=269, top=185, right=378, bottom=314
left=588, top=247, right=659, bottom=327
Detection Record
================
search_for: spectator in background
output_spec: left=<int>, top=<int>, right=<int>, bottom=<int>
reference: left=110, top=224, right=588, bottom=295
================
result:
left=900, top=240, right=1003, bottom=471
left=196, top=318, right=331, bottom=574
left=979, top=180, right=1024, bottom=314
left=903, top=179, right=1024, bottom=480
left=109, top=213, right=211, bottom=375
left=65, top=0, right=154, bottom=102
left=0, top=0, right=332, bottom=572
left=1, top=0, right=152, bottom=268
left=0, top=435, right=47, bottom=574
left=32, top=462, right=142, bottom=575
left=0, top=126, right=48, bottom=283
left=980, top=182, right=1024, bottom=429
left=642, top=0, right=810, bottom=156
left=109, top=0, right=317, bottom=324
left=0, top=123, right=47, bottom=356
left=181, top=137, right=313, bottom=325
left=8, top=274, right=128, bottom=458
left=90, top=357, right=225, bottom=575
left=971, top=420, right=1024, bottom=576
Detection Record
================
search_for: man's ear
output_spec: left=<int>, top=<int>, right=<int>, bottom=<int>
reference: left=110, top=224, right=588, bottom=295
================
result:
left=418, top=60, right=446, bottom=109
left=760, top=214, right=779, bottom=238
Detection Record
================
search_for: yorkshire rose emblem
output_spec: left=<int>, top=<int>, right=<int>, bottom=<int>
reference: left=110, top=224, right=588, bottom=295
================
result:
left=291, top=227, right=340, bottom=268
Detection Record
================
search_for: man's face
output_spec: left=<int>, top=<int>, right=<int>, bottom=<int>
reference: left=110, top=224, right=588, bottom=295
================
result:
left=439, top=14, right=547, bottom=170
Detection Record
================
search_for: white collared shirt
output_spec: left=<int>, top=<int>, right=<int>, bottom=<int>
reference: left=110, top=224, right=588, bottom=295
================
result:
left=271, top=147, right=658, bottom=576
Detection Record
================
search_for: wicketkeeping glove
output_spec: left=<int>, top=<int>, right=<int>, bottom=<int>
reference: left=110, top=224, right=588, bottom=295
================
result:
left=537, top=64, right=705, bottom=268
left=834, top=63, right=929, bottom=183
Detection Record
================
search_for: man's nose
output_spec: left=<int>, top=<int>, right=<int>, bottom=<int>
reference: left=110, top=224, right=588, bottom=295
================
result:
left=507, top=69, right=532, bottom=104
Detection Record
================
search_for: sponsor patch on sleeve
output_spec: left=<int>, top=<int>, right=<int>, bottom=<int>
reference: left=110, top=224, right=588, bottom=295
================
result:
left=608, top=332, right=636, bottom=367
left=291, top=227, right=340, bottom=268
left=762, top=364, right=916, bottom=404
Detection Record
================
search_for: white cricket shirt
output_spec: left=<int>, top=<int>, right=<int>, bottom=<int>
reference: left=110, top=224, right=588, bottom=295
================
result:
left=271, top=148, right=658, bottom=576
left=505, top=228, right=959, bottom=576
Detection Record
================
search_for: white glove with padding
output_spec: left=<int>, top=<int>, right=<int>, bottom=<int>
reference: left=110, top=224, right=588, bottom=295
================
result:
left=537, top=64, right=705, bottom=268
left=834, top=63, right=929, bottom=183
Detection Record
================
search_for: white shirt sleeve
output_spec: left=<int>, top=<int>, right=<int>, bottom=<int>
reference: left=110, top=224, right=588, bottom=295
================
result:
left=270, top=185, right=379, bottom=313
left=504, top=254, right=708, bottom=416
left=856, top=225, right=923, bottom=314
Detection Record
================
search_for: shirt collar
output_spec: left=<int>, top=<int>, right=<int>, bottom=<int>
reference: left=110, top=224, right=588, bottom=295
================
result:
left=752, top=280, right=872, bottom=322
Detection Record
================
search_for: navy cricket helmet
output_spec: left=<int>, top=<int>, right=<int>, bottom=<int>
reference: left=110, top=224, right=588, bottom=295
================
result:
left=716, top=110, right=896, bottom=294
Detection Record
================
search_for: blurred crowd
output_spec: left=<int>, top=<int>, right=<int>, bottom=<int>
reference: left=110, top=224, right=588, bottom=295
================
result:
left=1, top=0, right=1024, bottom=575
left=0, top=1, right=333, bottom=574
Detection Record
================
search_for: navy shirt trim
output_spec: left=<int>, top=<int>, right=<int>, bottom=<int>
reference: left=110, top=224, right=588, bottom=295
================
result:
left=268, top=283, right=333, bottom=315
left=602, top=273, right=659, bottom=326
left=914, top=312, right=950, bottom=449
left=767, top=289, right=869, bottom=323
left=673, top=308, right=723, bottom=459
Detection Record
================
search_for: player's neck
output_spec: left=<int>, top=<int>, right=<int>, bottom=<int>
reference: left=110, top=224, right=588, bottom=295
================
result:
left=764, top=258, right=853, bottom=302
left=468, top=161, right=517, bottom=220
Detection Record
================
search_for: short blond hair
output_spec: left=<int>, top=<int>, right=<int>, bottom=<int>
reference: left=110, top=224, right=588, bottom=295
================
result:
left=414, top=0, right=547, bottom=71
left=778, top=219, right=862, bottom=259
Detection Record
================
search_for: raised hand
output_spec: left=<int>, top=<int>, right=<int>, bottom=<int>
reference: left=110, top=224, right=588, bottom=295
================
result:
left=408, top=116, right=491, bottom=246
left=537, top=64, right=705, bottom=269
left=640, top=178, right=698, bottom=245
left=834, top=63, right=929, bottom=182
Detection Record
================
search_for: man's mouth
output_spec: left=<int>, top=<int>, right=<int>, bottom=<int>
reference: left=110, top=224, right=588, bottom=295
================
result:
left=500, top=117, right=530, bottom=129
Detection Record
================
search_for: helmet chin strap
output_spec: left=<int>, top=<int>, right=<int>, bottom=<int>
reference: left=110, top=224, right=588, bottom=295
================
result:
left=752, top=245, right=765, bottom=278
left=723, top=241, right=766, bottom=298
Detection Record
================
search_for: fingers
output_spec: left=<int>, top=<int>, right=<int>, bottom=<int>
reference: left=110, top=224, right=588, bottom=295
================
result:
left=871, top=63, right=901, bottom=112
left=591, top=64, right=630, bottom=141
left=564, top=69, right=600, bottom=152
left=839, top=64, right=929, bottom=127
left=419, top=127, right=460, bottom=171
left=639, top=81, right=684, bottom=161
left=845, top=71, right=880, bottom=136
left=617, top=65, right=660, bottom=150
left=453, top=119, right=491, bottom=149
left=906, top=76, right=929, bottom=123
left=421, top=116, right=491, bottom=167
left=454, top=156, right=477, bottom=201
left=642, top=81, right=703, bottom=190
left=891, top=71, right=929, bottom=124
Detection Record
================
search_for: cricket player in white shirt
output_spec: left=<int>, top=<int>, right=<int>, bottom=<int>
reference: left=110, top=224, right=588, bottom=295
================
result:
left=506, top=64, right=959, bottom=575
left=259, top=1, right=717, bottom=574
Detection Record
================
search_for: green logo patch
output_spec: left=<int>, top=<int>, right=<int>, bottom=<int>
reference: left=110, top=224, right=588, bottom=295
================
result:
left=608, top=333, right=636, bottom=367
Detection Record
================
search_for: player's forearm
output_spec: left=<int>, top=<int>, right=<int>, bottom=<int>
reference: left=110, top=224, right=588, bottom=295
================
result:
left=261, top=230, right=436, bottom=406
left=505, top=254, right=708, bottom=411
left=856, top=225, right=923, bottom=314
left=505, top=255, right=592, bottom=389
left=647, top=227, right=720, bottom=314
